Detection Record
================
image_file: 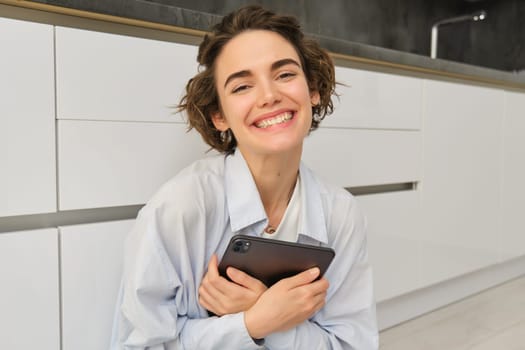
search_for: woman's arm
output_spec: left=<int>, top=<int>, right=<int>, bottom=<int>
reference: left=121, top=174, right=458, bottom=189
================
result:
left=261, top=194, right=379, bottom=350
left=111, top=207, right=263, bottom=350
left=263, top=243, right=378, bottom=350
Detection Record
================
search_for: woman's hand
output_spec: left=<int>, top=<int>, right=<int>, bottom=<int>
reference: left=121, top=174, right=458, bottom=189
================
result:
left=244, top=267, right=329, bottom=339
left=199, top=254, right=267, bottom=316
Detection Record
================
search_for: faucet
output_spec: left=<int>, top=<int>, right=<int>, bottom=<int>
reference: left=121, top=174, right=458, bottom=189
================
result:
left=430, top=10, right=487, bottom=59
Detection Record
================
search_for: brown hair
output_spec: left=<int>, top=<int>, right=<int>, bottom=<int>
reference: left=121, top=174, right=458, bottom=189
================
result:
left=177, top=5, right=336, bottom=154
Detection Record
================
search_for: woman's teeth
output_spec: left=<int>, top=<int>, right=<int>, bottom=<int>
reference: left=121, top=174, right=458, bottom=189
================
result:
left=255, top=112, right=293, bottom=128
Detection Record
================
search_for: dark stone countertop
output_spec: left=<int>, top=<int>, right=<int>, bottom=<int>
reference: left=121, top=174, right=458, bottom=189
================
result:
left=19, top=0, right=525, bottom=88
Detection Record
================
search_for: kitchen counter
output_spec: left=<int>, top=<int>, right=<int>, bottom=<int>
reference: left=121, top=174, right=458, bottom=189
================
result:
left=2, top=0, right=525, bottom=89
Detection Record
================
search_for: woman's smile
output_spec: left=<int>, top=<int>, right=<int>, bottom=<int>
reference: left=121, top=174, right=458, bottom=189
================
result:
left=253, top=111, right=294, bottom=129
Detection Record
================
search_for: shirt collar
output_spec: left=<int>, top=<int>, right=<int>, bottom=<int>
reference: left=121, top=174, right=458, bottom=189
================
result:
left=298, top=162, right=328, bottom=245
left=225, top=150, right=267, bottom=232
left=224, top=150, right=328, bottom=244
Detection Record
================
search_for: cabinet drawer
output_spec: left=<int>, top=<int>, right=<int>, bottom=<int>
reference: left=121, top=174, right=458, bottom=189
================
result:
left=500, top=91, right=525, bottom=261
left=60, top=220, right=133, bottom=350
left=323, top=66, right=422, bottom=130
left=302, top=128, right=421, bottom=188
left=419, top=79, right=502, bottom=287
left=56, top=26, right=197, bottom=122
left=0, top=18, right=56, bottom=217
left=0, top=228, right=60, bottom=349
left=58, top=120, right=210, bottom=210
left=356, top=191, right=421, bottom=301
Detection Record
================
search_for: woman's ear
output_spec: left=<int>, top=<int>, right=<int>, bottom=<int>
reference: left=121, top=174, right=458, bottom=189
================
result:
left=211, top=112, right=229, bottom=131
left=310, top=91, right=320, bottom=106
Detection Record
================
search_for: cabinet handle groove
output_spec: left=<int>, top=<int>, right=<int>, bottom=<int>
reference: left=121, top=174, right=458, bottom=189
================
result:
left=346, top=182, right=417, bottom=196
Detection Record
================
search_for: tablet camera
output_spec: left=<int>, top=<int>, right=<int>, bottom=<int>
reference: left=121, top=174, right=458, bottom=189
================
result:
left=233, top=239, right=250, bottom=253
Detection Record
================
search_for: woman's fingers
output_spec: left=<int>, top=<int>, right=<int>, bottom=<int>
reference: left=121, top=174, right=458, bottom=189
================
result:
left=226, top=267, right=267, bottom=293
left=199, top=254, right=267, bottom=315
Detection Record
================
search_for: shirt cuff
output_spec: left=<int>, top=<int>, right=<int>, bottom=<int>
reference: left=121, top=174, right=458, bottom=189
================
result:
left=263, top=327, right=296, bottom=350
left=222, top=312, right=264, bottom=349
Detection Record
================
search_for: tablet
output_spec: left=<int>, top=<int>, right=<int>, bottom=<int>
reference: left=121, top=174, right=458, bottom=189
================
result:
left=218, top=234, right=335, bottom=287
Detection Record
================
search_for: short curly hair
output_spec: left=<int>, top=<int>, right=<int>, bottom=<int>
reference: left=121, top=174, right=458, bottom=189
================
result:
left=177, top=5, right=336, bottom=154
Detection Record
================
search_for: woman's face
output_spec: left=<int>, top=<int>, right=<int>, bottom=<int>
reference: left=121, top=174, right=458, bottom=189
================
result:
left=212, top=30, right=319, bottom=158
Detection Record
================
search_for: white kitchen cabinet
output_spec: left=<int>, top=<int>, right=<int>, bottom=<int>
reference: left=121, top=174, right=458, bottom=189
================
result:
left=58, top=120, right=210, bottom=210
left=324, top=66, right=422, bottom=130
left=60, top=220, right=134, bottom=350
left=0, top=17, right=56, bottom=217
left=357, top=190, right=422, bottom=302
left=55, top=26, right=198, bottom=123
left=499, top=91, right=525, bottom=261
left=0, top=229, right=60, bottom=350
left=302, top=128, right=421, bottom=188
left=419, top=80, right=504, bottom=286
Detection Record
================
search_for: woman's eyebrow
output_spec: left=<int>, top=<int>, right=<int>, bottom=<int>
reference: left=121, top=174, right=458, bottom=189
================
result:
left=271, top=58, right=301, bottom=71
left=224, top=70, right=251, bottom=89
left=223, top=58, right=301, bottom=89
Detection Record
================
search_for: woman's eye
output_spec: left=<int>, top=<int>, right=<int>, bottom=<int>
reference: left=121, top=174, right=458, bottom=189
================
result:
left=278, top=72, right=297, bottom=80
left=232, top=84, right=250, bottom=94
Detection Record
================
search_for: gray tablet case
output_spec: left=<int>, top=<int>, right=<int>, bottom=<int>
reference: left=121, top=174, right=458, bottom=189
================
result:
left=218, top=234, right=335, bottom=287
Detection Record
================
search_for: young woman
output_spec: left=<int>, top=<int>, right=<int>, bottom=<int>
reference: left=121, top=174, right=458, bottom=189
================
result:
left=111, top=5, right=378, bottom=349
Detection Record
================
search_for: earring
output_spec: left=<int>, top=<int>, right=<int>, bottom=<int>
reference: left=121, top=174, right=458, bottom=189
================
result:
left=220, top=129, right=231, bottom=143
left=312, top=101, right=322, bottom=123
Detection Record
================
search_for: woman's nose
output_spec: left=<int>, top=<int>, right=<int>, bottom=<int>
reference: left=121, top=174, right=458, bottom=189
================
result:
left=257, top=80, right=281, bottom=108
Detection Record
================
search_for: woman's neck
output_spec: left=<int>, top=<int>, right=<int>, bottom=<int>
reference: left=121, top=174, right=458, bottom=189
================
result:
left=239, top=148, right=301, bottom=231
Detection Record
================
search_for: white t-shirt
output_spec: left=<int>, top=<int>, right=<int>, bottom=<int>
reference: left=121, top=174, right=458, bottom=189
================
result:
left=262, top=175, right=301, bottom=243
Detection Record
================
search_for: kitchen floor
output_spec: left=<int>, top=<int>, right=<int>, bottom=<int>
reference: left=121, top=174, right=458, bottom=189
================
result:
left=379, top=275, right=525, bottom=350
